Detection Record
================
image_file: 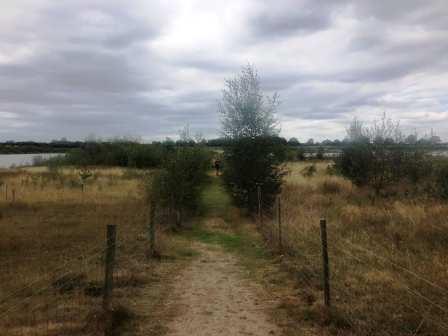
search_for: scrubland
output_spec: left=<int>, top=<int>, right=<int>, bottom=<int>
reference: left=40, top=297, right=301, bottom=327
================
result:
left=262, top=161, right=448, bottom=335
left=2, top=160, right=448, bottom=335
left=0, top=167, right=155, bottom=335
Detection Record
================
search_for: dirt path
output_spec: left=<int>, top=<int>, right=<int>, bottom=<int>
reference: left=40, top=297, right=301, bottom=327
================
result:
left=164, top=236, right=280, bottom=336
left=125, top=177, right=290, bottom=336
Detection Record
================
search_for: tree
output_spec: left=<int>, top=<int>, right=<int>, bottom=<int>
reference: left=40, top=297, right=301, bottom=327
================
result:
left=405, top=134, right=418, bottom=145
left=222, top=136, right=286, bottom=212
left=150, top=147, right=211, bottom=227
left=219, top=64, right=280, bottom=139
left=346, top=117, right=366, bottom=143
left=336, top=114, right=434, bottom=196
left=437, top=164, right=448, bottom=199
left=288, top=137, right=300, bottom=146
left=316, top=147, right=325, bottom=160
left=306, top=138, right=314, bottom=145
left=219, top=65, right=285, bottom=213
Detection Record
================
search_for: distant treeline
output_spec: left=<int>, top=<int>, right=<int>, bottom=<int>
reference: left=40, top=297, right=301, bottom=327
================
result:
left=2, top=137, right=447, bottom=155
left=0, top=141, right=83, bottom=154
left=47, top=142, right=173, bottom=168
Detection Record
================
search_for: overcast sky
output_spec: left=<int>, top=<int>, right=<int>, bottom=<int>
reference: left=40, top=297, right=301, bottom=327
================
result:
left=1, top=0, right=447, bottom=142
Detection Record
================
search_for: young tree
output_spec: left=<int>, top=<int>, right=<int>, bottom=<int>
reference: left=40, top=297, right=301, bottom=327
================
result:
left=223, top=136, right=286, bottom=212
left=219, top=64, right=280, bottom=139
left=306, top=138, right=314, bottom=145
left=336, top=114, right=434, bottom=196
left=219, top=65, right=285, bottom=213
left=150, top=147, right=211, bottom=227
left=288, top=137, right=300, bottom=146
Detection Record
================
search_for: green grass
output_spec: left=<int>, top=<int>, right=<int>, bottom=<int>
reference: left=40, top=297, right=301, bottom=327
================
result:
left=199, top=175, right=232, bottom=217
left=185, top=224, right=268, bottom=259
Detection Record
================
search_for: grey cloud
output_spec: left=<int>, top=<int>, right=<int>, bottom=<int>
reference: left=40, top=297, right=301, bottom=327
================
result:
left=0, top=0, right=447, bottom=142
left=248, top=0, right=346, bottom=38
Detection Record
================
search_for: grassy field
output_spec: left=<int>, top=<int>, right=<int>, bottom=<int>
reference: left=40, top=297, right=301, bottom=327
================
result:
left=258, top=161, right=448, bottom=335
left=0, top=166, right=157, bottom=335
left=2, top=162, right=448, bottom=335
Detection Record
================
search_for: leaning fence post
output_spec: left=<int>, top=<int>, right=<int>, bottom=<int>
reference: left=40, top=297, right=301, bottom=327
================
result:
left=320, top=218, right=331, bottom=307
left=277, top=196, right=282, bottom=252
left=103, top=224, right=116, bottom=312
left=149, top=200, right=156, bottom=257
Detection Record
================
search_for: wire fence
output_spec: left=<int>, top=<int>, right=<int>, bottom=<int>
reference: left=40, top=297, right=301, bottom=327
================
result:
left=256, top=184, right=448, bottom=335
left=0, top=203, right=160, bottom=336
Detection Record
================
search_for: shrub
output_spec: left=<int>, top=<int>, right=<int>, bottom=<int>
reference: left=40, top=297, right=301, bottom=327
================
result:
left=437, top=164, right=448, bottom=199
left=150, top=147, right=211, bottom=226
left=335, top=142, right=437, bottom=196
left=297, top=147, right=306, bottom=161
left=222, top=136, right=286, bottom=214
left=326, top=164, right=336, bottom=175
left=316, top=147, right=325, bottom=160
left=301, top=164, right=317, bottom=178
left=63, top=142, right=169, bottom=168
left=334, top=143, right=372, bottom=186
left=285, top=148, right=298, bottom=161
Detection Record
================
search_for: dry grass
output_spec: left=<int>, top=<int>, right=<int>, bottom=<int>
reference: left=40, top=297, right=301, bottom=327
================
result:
left=262, top=161, right=448, bottom=335
left=0, top=166, right=159, bottom=335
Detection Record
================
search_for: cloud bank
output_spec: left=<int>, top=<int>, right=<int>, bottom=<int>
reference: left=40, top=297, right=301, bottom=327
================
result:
left=1, top=0, right=447, bottom=141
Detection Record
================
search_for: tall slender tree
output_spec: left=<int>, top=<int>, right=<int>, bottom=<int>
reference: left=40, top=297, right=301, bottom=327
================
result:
left=219, top=64, right=280, bottom=139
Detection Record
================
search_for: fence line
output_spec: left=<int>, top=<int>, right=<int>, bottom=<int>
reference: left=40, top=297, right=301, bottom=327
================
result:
left=0, top=210, right=159, bottom=336
left=257, top=185, right=448, bottom=335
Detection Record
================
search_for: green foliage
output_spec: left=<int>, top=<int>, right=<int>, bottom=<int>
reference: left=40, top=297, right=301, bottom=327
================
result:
left=150, top=147, right=211, bottom=226
left=316, top=146, right=325, bottom=160
left=296, top=147, right=306, bottom=161
left=285, top=148, right=298, bottom=161
left=219, top=65, right=280, bottom=139
left=222, top=136, right=286, bottom=213
left=437, top=163, right=448, bottom=199
left=335, top=142, right=435, bottom=195
left=61, top=142, right=170, bottom=168
left=334, top=143, right=373, bottom=186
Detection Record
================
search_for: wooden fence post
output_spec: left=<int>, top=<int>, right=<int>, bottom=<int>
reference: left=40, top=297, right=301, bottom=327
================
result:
left=149, top=200, right=156, bottom=257
left=277, top=197, right=282, bottom=252
left=5, top=184, right=7, bottom=201
left=12, top=189, right=15, bottom=202
left=320, top=218, right=331, bottom=307
left=103, top=224, right=116, bottom=312
left=257, top=183, right=262, bottom=224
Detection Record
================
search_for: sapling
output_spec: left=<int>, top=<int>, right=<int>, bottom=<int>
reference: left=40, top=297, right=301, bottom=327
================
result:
left=79, top=168, right=93, bottom=192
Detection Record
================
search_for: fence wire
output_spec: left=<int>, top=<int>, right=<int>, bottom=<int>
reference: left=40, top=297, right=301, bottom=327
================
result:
left=257, top=188, right=448, bottom=336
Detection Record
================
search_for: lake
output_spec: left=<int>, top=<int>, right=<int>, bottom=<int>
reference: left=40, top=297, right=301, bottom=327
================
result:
left=0, top=153, right=63, bottom=168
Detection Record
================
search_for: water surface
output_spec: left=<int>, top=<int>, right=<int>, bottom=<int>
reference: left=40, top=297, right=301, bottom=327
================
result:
left=0, top=153, right=63, bottom=168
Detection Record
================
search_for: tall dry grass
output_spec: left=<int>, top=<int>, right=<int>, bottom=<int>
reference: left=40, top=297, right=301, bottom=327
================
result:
left=262, top=161, right=448, bottom=335
left=0, top=167, right=156, bottom=335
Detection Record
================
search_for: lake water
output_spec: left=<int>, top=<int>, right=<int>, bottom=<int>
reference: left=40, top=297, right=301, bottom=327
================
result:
left=0, top=153, right=63, bottom=168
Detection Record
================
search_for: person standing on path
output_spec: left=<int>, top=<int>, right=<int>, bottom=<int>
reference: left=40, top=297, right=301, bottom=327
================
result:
left=214, top=159, right=222, bottom=176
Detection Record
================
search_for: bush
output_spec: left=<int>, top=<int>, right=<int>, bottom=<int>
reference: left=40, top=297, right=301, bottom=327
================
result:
left=150, top=147, right=211, bottom=226
left=63, top=142, right=170, bottom=168
left=297, top=147, right=306, bottom=161
left=301, top=164, right=317, bottom=177
left=334, top=143, right=372, bottom=186
left=437, top=164, right=448, bottom=199
left=222, top=136, right=286, bottom=213
left=285, top=148, right=298, bottom=161
left=335, top=142, right=436, bottom=196
left=316, top=147, right=325, bottom=160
